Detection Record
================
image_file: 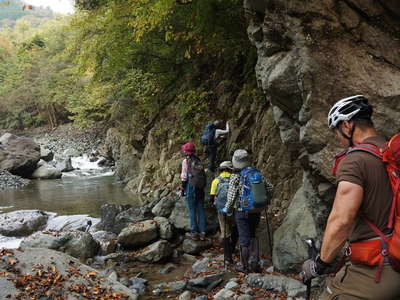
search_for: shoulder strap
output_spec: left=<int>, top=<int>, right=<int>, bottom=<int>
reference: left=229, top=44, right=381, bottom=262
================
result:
left=347, top=143, right=383, bottom=160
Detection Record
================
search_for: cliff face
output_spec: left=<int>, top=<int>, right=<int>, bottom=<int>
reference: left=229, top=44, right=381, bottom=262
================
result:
left=245, top=0, right=400, bottom=271
left=103, top=0, right=400, bottom=273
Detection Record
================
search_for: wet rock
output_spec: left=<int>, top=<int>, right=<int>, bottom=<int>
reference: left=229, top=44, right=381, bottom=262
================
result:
left=0, top=210, right=48, bottom=237
left=129, top=277, right=147, bottom=295
left=192, top=257, right=210, bottom=274
left=0, top=248, right=138, bottom=300
left=187, top=272, right=224, bottom=293
left=20, top=230, right=100, bottom=259
left=117, top=220, right=158, bottom=249
left=136, top=240, right=172, bottom=263
left=153, top=280, right=187, bottom=294
left=57, top=157, right=74, bottom=172
left=91, top=231, right=117, bottom=255
left=154, top=216, right=174, bottom=240
left=182, top=238, right=212, bottom=255
left=151, top=196, right=175, bottom=217
left=159, top=263, right=176, bottom=274
left=31, top=162, right=62, bottom=179
left=169, top=196, right=190, bottom=231
left=179, top=291, right=192, bottom=300
left=40, top=147, right=54, bottom=162
left=0, top=134, right=41, bottom=177
left=247, top=273, right=306, bottom=297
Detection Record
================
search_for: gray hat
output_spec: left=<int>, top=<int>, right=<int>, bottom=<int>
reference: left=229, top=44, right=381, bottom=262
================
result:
left=219, top=161, right=233, bottom=170
left=232, top=149, right=250, bottom=169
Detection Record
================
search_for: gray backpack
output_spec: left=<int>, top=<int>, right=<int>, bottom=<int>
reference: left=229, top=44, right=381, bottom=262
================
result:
left=188, top=156, right=207, bottom=189
left=215, top=176, right=230, bottom=212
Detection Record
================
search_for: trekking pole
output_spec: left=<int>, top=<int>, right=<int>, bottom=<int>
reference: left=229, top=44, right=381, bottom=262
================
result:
left=304, top=237, right=318, bottom=300
left=223, top=212, right=227, bottom=269
left=265, top=208, right=273, bottom=256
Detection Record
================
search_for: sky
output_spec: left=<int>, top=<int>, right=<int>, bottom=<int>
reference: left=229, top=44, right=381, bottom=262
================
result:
left=24, top=0, right=75, bottom=14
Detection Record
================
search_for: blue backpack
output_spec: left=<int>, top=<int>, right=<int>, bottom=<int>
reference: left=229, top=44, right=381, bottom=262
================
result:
left=200, top=123, right=216, bottom=146
left=215, top=176, right=230, bottom=212
left=239, top=167, right=271, bottom=212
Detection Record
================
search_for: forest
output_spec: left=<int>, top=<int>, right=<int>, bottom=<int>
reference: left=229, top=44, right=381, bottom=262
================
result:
left=0, top=0, right=257, bottom=140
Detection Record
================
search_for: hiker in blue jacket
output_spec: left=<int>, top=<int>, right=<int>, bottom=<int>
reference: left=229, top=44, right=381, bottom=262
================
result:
left=201, top=121, right=229, bottom=172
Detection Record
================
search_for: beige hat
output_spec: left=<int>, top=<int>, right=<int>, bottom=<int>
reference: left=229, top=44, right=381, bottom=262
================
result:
left=232, top=149, right=250, bottom=169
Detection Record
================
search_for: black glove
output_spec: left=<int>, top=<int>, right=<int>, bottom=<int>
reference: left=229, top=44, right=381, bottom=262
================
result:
left=300, top=255, right=332, bottom=283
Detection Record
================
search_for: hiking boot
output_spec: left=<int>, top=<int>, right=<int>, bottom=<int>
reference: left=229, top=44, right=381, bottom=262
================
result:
left=249, top=238, right=261, bottom=273
left=185, top=232, right=199, bottom=241
left=199, top=232, right=206, bottom=241
left=235, top=245, right=250, bottom=273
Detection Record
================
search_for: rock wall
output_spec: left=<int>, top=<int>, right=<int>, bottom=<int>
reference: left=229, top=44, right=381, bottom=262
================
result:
left=103, top=0, right=400, bottom=273
left=245, top=0, right=400, bottom=272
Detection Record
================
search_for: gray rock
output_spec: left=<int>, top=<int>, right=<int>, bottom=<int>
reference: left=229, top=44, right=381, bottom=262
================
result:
left=196, top=296, right=208, bottom=300
left=0, top=210, right=48, bottom=236
left=187, top=272, right=224, bottom=292
left=154, top=216, right=174, bottom=240
left=40, top=147, right=54, bottom=162
left=136, top=240, right=172, bottom=263
left=160, top=263, right=177, bottom=274
left=45, top=215, right=99, bottom=232
left=247, top=273, right=306, bottom=297
left=63, top=148, right=81, bottom=157
left=31, top=163, right=62, bottom=179
left=0, top=134, right=41, bottom=177
left=237, top=295, right=253, bottom=300
left=91, top=230, right=117, bottom=255
left=213, top=288, right=237, bottom=300
left=0, top=170, right=29, bottom=190
left=179, top=291, right=192, bottom=300
left=169, top=196, right=190, bottom=231
left=129, top=277, right=147, bottom=295
left=152, top=196, right=175, bottom=217
left=153, top=280, right=187, bottom=294
left=20, top=230, right=100, bottom=259
left=117, top=220, right=158, bottom=249
left=225, top=280, right=239, bottom=290
left=192, top=257, right=210, bottom=274
left=108, top=271, right=118, bottom=281
left=58, top=157, right=74, bottom=172
left=182, top=238, right=212, bottom=255
left=0, top=248, right=137, bottom=300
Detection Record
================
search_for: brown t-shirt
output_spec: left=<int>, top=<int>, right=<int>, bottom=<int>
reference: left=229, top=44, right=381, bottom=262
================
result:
left=336, top=136, right=393, bottom=242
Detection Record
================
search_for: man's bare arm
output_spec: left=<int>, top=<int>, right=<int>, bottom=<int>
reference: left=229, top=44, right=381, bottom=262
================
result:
left=320, top=181, right=363, bottom=263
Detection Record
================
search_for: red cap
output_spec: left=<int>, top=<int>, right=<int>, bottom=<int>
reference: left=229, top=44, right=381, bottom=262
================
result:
left=181, top=142, right=196, bottom=155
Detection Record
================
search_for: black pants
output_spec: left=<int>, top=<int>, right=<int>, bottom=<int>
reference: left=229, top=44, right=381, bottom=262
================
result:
left=206, top=144, right=217, bottom=172
left=235, top=211, right=261, bottom=247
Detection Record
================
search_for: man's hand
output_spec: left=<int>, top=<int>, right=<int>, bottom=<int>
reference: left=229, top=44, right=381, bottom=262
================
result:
left=300, top=255, right=332, bottom=283
left=221, top=207, right=232, bottom=216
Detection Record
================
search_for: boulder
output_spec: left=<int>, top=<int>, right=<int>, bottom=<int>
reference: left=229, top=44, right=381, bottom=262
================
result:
left=117, top=220, right=158, bottom=249
left=187, top=272, right=225, bottom=293
left=0, top=248, right=138, bottom=300
left=247, top=273, right=306, bottom=298
left=136, top=240, right=172, bottom=263
left=40, top=147, right=54, bottom=162
left=45, top=215, right=100, bottom=232
left=91, top=231, right=118, bottom=255
left=0, top=134, right=41, bottom=177
left=129, top=277, right=148, bottom=295
left=151, top=196, right=175, bottom=217
left=152, top=280, right=187, bottom=294
left=31, top=163, right=62, bottom=179
left=154, top=216, right=174, bottom=240
left=182, top=238, right=212, bottom=255
left=57, top=157, right=74, bottom=172
left=20, top=230, right=100, bottom=259
left=169, top=196, right=190, bottom=231
left=0, top=210, right=48, bottom=237
left=192, top=257, right=211, bottom=274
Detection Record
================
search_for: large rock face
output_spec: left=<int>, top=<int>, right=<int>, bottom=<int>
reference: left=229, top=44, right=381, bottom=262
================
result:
left=0, top=133, right=41, bottom=177
left=117, top=220, right=159, bottom=249
left=0, top=210, right=49, bottom=237
left=243, top=0, right=400, bottom=272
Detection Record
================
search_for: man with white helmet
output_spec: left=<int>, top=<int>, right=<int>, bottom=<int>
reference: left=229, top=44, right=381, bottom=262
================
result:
left=301, top=95, right=400, bottom=299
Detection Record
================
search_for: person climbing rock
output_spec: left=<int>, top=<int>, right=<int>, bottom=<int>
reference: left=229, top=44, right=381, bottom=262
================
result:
left=200, top=121, right=229, bottom=173
left=180, top=142, right=207, bottom=241
left=300, top=95, right=400, bottom=299
left=223, top=149, right=273, bottom=273
left=210, top=161, right=238, bottom=265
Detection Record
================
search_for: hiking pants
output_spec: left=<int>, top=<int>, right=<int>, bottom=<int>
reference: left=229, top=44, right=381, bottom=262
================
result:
left=320, top=263, right=400, bottom=300
left=185, top=184, right=206, bottom=233
left=217, top=212, right=237, bottom=239
left=206, top=144, right=217, bottom=172
left=235, top=211, right=261, bottom=247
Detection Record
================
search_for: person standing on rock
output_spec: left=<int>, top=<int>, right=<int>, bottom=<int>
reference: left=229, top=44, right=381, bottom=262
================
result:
left=300, top=95, right=400, bottom=299
left=223, top=149, right=273, bottom=273
left=210, top=160, right=238, bottom=265
left=180, top=142, right=207, bottom=241
left=201, top=121, right=229, bottom=173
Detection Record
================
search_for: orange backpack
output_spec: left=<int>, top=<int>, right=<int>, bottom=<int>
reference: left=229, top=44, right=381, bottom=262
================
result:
left=333, top=134, right=400, bottom=282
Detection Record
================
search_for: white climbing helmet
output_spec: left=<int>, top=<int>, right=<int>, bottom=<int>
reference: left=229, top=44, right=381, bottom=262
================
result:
left=327, top=95, right=372, bottom=129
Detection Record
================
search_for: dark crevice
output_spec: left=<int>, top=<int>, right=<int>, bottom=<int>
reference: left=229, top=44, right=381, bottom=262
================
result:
left=366, top=50, right=400, bottom=71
